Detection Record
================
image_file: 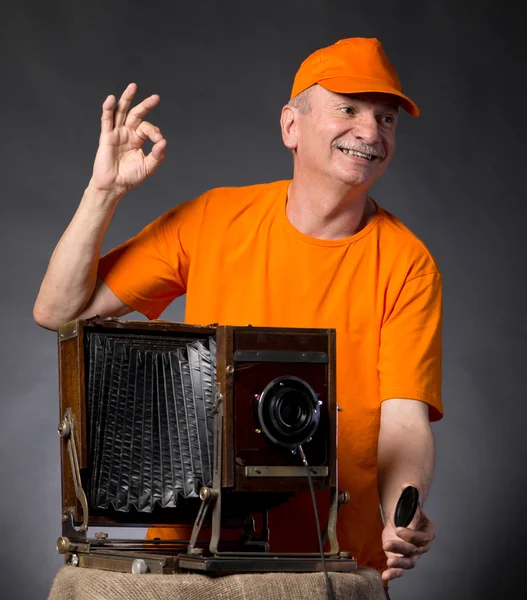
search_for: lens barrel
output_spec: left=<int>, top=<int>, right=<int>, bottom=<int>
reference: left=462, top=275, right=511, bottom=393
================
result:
left=256, top=376, right=321, bottom=447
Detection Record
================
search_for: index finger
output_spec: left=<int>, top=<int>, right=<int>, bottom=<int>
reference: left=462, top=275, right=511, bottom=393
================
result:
left=125, top=95, right=161, bottom=130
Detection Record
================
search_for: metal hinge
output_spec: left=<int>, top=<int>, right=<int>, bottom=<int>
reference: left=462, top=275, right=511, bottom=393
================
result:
left=58, top=408, right=89, bottom=533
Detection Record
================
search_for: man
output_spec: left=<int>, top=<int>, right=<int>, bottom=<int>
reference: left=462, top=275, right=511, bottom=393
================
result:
left=34, top=37, right=442, bottom=589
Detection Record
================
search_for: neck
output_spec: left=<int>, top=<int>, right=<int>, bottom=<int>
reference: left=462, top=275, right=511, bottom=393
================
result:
left=286, top=174, right=374, bottom=240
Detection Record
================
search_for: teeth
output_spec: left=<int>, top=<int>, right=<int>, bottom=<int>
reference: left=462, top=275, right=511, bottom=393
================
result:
left=341, top=148, right=374, bottom=160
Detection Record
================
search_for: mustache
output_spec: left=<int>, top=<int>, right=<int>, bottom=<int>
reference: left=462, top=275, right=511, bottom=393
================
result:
left=332, top=140, right=385, bottom=159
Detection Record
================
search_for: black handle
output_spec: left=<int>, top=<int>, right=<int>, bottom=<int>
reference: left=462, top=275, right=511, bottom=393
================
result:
left=394, top=486, right=419, bottom=528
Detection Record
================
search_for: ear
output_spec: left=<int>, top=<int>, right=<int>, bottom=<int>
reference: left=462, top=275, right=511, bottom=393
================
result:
left=280, top=104, right=298, bottom=150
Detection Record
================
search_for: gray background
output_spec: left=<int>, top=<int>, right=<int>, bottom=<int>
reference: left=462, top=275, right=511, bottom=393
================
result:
left=1, top=1, right=525, bottom=598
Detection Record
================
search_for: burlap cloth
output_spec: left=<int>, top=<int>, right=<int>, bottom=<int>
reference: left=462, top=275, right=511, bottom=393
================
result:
left=48, top=565, right=386, bottom=600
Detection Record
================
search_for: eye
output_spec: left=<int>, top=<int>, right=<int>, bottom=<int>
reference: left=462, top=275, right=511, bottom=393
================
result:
left=339, top=106, right=355, bottom=115
left=381, top=114, right=396, bottom=125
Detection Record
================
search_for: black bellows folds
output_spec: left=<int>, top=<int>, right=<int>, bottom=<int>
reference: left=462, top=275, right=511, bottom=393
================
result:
left=85, top=332, right=216, bottom=512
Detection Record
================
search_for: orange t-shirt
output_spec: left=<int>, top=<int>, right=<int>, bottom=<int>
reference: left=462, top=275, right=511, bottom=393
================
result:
left=98, top=179, right=442, bottom=572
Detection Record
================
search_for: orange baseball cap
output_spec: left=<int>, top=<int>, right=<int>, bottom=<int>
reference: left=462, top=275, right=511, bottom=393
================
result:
left=290, top=37, right=420, bottom=117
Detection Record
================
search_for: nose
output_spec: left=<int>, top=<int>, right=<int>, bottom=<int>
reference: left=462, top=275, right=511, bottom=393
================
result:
left=351, top=112, right=381, bottom=145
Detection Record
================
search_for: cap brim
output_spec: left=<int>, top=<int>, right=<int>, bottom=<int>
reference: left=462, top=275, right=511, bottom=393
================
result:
left=317, top=76, right=420, bottom=117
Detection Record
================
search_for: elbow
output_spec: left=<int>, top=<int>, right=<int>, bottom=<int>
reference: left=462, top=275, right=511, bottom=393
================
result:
left=33, top=302, right=60, bottom=331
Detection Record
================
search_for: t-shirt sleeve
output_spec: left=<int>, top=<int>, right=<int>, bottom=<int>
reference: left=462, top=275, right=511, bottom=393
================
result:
left=97, top=195, right=205, bottom=320
left=378, top=270, right=443, bottom=421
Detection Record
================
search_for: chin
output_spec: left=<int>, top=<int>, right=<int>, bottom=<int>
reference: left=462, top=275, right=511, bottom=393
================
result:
left=343, top=164, right=387, bottom=188
left=335, top=172, right=376, bottom=188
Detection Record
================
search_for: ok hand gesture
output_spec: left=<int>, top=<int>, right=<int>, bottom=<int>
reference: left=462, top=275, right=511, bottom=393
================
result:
left=89, top=83, right=167, bottom=198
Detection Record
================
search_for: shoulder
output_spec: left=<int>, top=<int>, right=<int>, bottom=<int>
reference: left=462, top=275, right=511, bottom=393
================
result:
left=373, top=203, right=441, bottom=280
left=202, top=180, right=289, bottom=208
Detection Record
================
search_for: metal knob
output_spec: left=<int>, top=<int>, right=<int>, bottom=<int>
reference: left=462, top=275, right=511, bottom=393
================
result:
left=56, top=536, right=71, bottom=554
left=131, top=559, right=149, bottom=574
left=200, top=487, right=211, bottom=501
left=199, top=486, right=218, bottom=501
left=338, top=490, right=351, bottom=505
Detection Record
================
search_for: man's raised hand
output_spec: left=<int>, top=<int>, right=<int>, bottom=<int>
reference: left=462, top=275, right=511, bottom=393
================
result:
left=89, top=83, right=167, bottom=198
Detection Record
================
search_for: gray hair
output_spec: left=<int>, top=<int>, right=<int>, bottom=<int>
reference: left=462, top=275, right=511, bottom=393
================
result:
left=288, top=86, right=314, bottom=114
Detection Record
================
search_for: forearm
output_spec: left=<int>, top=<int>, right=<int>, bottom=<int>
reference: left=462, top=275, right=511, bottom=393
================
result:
left=377, top=410, right=435, bottom=525
left=33, top=184, right=123, bottom=330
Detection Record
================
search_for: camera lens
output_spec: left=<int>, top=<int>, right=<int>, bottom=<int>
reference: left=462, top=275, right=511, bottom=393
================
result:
left=256, top=376, right=321, bottom=447
left=276, top=391, right=304, bottom=426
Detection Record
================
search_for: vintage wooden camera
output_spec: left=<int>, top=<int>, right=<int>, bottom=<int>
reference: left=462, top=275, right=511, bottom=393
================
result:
left=56, top=318, right=355, bottom=574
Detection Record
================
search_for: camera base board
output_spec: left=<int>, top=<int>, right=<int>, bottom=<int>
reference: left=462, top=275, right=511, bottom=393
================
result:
left=65, top=550, right=357, bottom=575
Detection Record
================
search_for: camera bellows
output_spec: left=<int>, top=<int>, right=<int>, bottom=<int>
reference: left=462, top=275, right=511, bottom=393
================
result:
left=86, top=332, right=216, bottom=512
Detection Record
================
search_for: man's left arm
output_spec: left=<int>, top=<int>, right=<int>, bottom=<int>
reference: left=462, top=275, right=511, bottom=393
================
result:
left=378, top=398, right=436, bottom=583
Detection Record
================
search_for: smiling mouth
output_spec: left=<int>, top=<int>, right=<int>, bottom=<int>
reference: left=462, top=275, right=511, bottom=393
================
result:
left=338, top=148, right=377, bottom=161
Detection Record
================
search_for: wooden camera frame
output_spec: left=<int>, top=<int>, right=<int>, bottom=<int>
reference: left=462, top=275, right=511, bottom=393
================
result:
left=56, top=318, right=355, bottom=573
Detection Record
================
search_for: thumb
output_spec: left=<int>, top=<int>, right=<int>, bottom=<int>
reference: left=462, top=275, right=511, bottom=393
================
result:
left=144, top=139, right=167, bottom=175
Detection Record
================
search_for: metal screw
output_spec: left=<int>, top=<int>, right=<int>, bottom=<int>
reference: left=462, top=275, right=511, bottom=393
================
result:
left=57, top=420, right=70, bottom=437
left=70, top=554, right=79, bottom=567
left=226, top=365, right=234, bottom=375
left=255, top=468, right=262, bottom=475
